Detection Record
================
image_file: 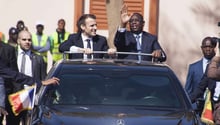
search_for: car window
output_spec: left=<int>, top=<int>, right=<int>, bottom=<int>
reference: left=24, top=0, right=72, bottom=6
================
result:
left=45, top=72, right=181, bottom=108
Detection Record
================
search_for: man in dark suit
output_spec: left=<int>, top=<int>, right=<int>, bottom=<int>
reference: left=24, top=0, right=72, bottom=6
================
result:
left=16, top=30, right=47, bottom=124
left=185, top=37, right=216, bottom=96
left=0, top=56, right=59, bottom=125
left=190, top=40, right=220, bottom=124
left=114, top=4, right=166, bottom=62
left=59, top=14, right=116, bottom=60
left=17, top=30, right=46, bottom=81
left=0, top=58, right=59, bottom=116
left=0, top=40, right=20, bottom=125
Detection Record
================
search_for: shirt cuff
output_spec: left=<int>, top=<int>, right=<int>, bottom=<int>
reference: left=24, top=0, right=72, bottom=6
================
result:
left=70, top=46, right=81, bottom=52
left=118, top=26, right=126, bottom=33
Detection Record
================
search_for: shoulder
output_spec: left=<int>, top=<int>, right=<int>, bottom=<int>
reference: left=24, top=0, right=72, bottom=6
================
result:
left=93, top=34, right=107, bottom=41
left=190, top=59, right=202, bottom=66
left=31, top=53, right=44, bottom=60
left=68, top=33, right=81, bottom=39
left=1, top=42, right=14, bottom=50
left=142, top=31, right=157, bottom=40
left=188, top=59, right=202, bottom=68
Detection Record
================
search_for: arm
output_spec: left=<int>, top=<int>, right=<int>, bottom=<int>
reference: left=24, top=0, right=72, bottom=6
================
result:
left=114, top=31, right=127, bottom=51
left=32, top=45, right=43, bottom=51
left=59, top=35, right=74, bottom=52
left=38, top=37, right=51, bottom=52
left=0, top=60, right=59, bottom=87
left=114, top=3, right=130, bottom=50
left=185, top=66, right=193, bottom=95
left=0, top=79, right=5, bottom=108
left=119, top=4, right=131, bottom=28
left=189, top=74, right=209, bottom=103
left=0, top=77, right=8, bottom=116
left=151, top=37, right=167, bottom=62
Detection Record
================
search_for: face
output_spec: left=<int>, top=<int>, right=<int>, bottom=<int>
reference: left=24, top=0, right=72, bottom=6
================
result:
left=17, top=31, right=32, bottom=51
left=36, top=26, right=44, bottom=34
left=58, top=20, right=65, bottom=30
left=81, top=17, right=97, bottom=37
left=129, top=14, right=144, bottom=34
left=201, top=40, right=216, bottom=60
left=10, top=34, right=18, bottom=42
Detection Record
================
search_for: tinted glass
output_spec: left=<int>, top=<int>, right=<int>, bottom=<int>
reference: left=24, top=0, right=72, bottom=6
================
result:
left=46, top=72, right=181, bottom=108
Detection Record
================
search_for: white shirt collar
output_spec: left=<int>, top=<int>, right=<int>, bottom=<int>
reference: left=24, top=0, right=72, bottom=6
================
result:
left=81, top=34, right=92, bottom=42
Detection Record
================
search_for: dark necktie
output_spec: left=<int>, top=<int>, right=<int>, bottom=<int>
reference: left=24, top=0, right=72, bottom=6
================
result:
left=136, top=35, right=141, bottom=62
left=20, top=52, right=26, bottom=73
left=86, top=39, right=91, bottom=58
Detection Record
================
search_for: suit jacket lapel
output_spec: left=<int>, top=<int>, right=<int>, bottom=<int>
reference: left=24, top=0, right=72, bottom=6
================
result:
left=75, top=34, right=84, bottom=48
left=30, top=52, right=35, bottom=76
left=141, top=32, right=150, bottom=53
left=198, top=59, right=204, bottom=74
left=92, top=36, right=99, bottom=51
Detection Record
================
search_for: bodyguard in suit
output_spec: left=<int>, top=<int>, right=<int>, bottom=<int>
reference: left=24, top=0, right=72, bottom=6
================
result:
left=17, top=30, right=46, bottom=81
left=114, top=4, right=166, bottom=62
left=16, top=30, right=47, bottom=125
left=185, top=37, right=216, bottom=96
left=0, top=57, right=59, bottom=120
left=59, top=14, right=116, bottom=60
left=0, top=41, right=19, bottom=125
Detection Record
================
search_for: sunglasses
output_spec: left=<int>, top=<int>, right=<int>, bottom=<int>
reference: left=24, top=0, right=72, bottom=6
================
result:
left=21, top=38, right=32, bottom=41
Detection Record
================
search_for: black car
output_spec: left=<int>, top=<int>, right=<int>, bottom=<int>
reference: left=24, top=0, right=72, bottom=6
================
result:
left=26, top=52, right=202, bottom=125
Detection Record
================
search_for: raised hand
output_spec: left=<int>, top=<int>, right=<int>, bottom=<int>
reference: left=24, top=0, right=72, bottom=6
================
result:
left=120, top=4, right=131, bottom=28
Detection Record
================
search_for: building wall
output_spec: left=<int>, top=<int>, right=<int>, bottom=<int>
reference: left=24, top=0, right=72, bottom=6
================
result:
left=0, top=0, right=74, bottom=39
left=1, top=0, right=220, bottom=85
left=159, top=0, right=220, bottom=85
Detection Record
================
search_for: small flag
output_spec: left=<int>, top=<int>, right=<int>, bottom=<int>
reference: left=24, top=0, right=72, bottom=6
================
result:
left=201, top=89, right=214, bottom=125
left=8, top=85, right=36, bottom=116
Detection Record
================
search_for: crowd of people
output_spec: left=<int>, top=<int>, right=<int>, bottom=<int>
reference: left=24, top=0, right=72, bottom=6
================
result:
left=0, top=3, right=220, bottom=125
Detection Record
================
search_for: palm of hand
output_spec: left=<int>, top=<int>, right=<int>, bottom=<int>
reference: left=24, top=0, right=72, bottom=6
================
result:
left=121, top=14, right=130, bottom=24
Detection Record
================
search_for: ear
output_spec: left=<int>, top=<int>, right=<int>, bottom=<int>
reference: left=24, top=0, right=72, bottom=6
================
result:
left=142, top=21, right=145, bottom=27
left=80, top=24, right=85, bottom=31
left=17, top=38, right=21, bottom=45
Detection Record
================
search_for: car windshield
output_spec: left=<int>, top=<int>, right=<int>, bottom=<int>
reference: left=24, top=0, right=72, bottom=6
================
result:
left=46, top=71, right=181, bottom=108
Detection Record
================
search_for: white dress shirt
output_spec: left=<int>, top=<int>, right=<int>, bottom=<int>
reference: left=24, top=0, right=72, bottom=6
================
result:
left=17, top=48, right=33, bottom=77
left=69, top=34, right=93, bottom=59
left=202, top=58, right=210, bottom=73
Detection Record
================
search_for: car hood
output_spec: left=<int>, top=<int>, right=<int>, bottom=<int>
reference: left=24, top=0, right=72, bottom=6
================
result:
left=40, top=105, right=198, bottom=125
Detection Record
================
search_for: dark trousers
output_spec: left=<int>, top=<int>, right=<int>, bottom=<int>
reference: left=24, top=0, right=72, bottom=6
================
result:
left=0, top=95, right=26, bottom=125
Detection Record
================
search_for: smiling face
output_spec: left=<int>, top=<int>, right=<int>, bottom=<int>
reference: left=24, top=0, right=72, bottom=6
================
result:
left=129, top=13, right=145, bottom=34
left=81, top=17, right=97, bottom=37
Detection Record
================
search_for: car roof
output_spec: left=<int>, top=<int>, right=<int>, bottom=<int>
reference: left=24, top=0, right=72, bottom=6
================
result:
left=48, top=51, right=172, bottom=74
